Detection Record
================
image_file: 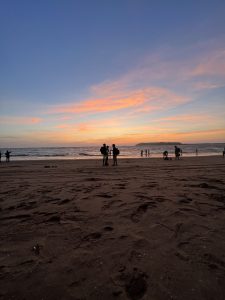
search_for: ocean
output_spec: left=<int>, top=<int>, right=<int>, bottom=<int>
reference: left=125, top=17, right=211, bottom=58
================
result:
left=0, top=143, right=224, bottom=161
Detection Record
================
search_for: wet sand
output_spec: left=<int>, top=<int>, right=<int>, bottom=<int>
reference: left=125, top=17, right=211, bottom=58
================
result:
left=0, top=156, right=225, bottom=300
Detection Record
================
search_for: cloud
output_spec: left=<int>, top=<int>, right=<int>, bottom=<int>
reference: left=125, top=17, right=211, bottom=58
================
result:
left=51, top=94, right=145, bottom=114
left=155, top=114, right=213, bottom=123
left=190, top=50, right=225, bottom=77
left=192, top=81, right=225, bottom=90
left=0, top=116, right=42, bottom=125
left=4, top=39, right=224, bottom=146
left=49, top=87, right=187, bottom=116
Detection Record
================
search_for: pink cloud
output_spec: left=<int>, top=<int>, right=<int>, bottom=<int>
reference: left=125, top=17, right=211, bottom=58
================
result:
left=0, top=116, right=42, bottom=125
left=156, top=114, right=213, bottom=122
left=190, top=50, right=225, bottom=77
left=192, top=81, right=225, bottom=90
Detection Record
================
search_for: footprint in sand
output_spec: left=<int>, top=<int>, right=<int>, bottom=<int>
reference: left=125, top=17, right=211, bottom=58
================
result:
left=178, top=197, right=192, bottom=204
left=112, top=267, right=148, bottom=300
left=131, top=202, right=156, bottom=223
left=83, top=232, right=102, bottom=242
left=103, top=226, right=114, bottom=231
left=125, top=271, right=148, bottom=300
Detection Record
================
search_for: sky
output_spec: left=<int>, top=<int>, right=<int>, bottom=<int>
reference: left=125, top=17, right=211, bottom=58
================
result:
left=0, top=0, right=225, bottom=147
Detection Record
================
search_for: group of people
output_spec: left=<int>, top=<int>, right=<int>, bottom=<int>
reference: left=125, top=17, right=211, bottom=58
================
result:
left=141, top=149, right=150, bottom=157
left=100, top=144, right=120, bottom=166
left=163, top=146, right=182, bottom=160
left=0, top=150, right=11, bottom=163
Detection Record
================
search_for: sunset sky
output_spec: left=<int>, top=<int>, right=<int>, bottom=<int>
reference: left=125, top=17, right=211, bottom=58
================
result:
left=1, top=0, right=225, bottom=147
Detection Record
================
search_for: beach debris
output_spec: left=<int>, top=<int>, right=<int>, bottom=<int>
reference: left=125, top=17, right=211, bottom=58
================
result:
left=32, top=244, right=40, bottom=255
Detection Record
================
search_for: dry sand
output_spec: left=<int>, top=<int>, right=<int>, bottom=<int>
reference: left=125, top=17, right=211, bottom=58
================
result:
left=0, top=156, right=225, bottom=300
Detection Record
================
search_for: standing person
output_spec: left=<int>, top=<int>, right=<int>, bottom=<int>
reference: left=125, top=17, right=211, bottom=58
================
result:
left=141, top=150, right=143, bottom=157
left=174, top=146, right=181, bottom=160
left=0, top=151, right=1, bottom=162
left=112, top=144, right=119, bottom=166
left=100, top=144, right=107, bottom=166
left=5, top=150, right=11, bottom=162
left=223, top=147, right=225, bottom=158
left=105, top=145, right=110, bottom=166
left=147, top=149, right=150, bottom=157
left=145, top=149, right=148, bottom=157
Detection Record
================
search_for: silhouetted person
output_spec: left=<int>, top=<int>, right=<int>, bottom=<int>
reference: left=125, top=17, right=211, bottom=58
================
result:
left=105, top=145, right=109, bottom=166
left=100, top=144, right=107, bottom=166
left=223, top=148, right=225, bottom=158
left=141, top=150, right=143, bottom=157
left=174, top=146, right=181, bottom=160
left=5, top=150, right=11, bottom=162
left=148, top=149, right=150, bottom=157
left=145, top=149, right=148, bottom=157
left=163, top=150, right=169, bottom=160
left=112, top=144, right=119, bottom=166
left=0, top=151, right=1, bottom=162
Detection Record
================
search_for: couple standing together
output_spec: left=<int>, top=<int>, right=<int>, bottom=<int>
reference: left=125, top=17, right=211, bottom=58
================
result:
left=100, top=144, right=120, bottom=166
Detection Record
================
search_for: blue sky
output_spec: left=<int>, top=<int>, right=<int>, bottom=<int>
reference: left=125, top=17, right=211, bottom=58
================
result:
left=0, top=0, right=225, bottom=146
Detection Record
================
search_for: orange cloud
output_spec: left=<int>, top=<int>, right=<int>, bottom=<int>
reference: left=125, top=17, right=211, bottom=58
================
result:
left=50, top=94, right=145, bottom=114
left=167, top=128, right=225, bottom=143
left=49, top=87, right=187, bottom=115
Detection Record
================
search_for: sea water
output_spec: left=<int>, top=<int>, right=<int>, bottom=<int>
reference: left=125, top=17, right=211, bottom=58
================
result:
left=0, top=143, right=224, bottom=161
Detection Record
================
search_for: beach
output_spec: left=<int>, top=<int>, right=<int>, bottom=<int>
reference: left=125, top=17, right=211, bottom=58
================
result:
left=0, top=156, right=225, bottom=300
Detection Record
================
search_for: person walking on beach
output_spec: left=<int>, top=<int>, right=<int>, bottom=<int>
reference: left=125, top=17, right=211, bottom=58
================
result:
left=100, top=144, right=107, bottom=166
left=112, top=144, right=119, bottom=166
left=223, top=147, right=225, bottom=158
left=0, top=151, right=1, bottom=162
left=5, top=150, right=11, bottom=162
left=148, top=149, right=150, bottom=157
left=141, top=150, right=143, bottom=157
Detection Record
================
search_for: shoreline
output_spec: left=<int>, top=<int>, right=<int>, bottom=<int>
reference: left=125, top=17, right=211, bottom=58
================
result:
left=1, top=153, right=224, bottom=163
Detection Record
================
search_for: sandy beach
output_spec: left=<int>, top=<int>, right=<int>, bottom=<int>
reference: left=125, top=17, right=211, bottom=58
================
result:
left=0, top=156, right=225, bottom=300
